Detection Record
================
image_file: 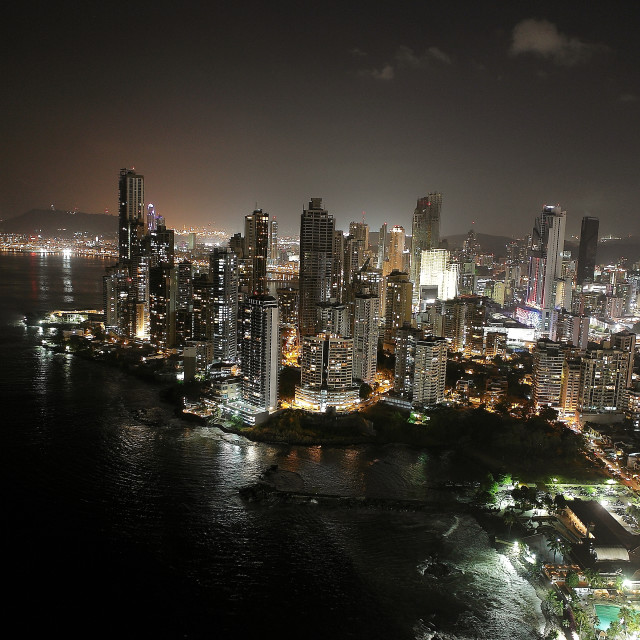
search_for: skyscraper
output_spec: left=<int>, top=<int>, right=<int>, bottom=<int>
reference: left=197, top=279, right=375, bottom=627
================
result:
left=240, top=295, right=279, bottom=412
left=295, top=333, right=359, bottom=412
left=383, top=270, right=413, bottom=350
left=386, top=225, right=405, bottom=275
left=525, top=204, right=567, bottom=337
left=413, top=336, right=447, bottom=407
left=532, top=338, right=568, bottom=411
left=244, top=209, right=269, bottom=295
left=576, top=216, right=599, bottom=285
left=298, top=198, right=335, bottom=336
left=269, top=217, right=279, bottom=262
left=411, top=193, right=442, bottom=290
left=209, top=247, right=239, bottom=363
left=352, top=291, right=380, bottom=384
left=118, top=168, right=145, bottom=262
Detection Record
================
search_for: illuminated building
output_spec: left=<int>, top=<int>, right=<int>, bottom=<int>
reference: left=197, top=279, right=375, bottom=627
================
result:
left=240, top=295, right=279, bottom=412
left=118, top=168, right=145, bottom=262
left=525, top=204, right=568, bottom=337
left=295, top=333, right=359, bottom=412
left=352, top=291, right=380, bottom=384
left=377, top=222, right=388, bottom=269
left=385, top=225, right=405, bottom=275
left=393, top=324, right=425, bottom=399
left=269, top=217, right=278, bottom=262
left=149, top=265, right=177, bottom=348
left=560, top=355, right=582, bottom=420
left=383, top=270, right=412, bottom=350
left=610, top=329, right=636, bottom=388
left=244, top=209, right=269, bottom=295
left=555, top=310, right=589, bottom=349
left=209, top=247, right=239, bottom=363
left=576, top=216, right=599, bottom=285
left=532, top=339, right=568, bottom=411
left=579, top=347, right=630, bottom=414
left=418, top=248, right=458, bottom=304
left=316, top=300, right=350, bottom=337
left=299, top=198, right=335, bottom=335
left=411, top=193, right=442, bottom=295
left=413, top=336, right=447, bottom=407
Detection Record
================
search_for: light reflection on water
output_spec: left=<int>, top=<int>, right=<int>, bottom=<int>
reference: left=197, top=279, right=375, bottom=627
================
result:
left=1, top=253, right=545, bottom=639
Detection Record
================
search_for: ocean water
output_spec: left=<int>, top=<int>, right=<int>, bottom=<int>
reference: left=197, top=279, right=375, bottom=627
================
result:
left=0, top=252, right=545, bottom=639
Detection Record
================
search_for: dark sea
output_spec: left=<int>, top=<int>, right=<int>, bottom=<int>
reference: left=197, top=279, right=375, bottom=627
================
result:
left=1, top=252, right=546, bottom=639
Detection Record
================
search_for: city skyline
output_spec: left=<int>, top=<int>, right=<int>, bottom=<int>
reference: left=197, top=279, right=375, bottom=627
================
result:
left=2, top=2, right=639, bottom=237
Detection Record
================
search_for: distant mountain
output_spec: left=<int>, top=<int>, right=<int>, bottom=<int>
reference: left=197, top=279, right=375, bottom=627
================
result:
left=444, top=232, right=640, bottom=265
left=443, top=233, right=517, bottom=257
left=0, top=209, right=117, bottom=238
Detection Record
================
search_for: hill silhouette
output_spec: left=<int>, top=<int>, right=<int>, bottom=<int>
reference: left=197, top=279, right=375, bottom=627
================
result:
left=0, top=209, right=117, bottom=238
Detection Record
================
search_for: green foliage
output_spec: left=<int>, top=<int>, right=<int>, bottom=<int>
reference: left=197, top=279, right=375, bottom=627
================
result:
left=278, top=366, right=300, bottom=402
left=565, top=570, right=579, bottom=589
left=545, top=590, right=564, bottom=617
left=359, top=383, right=373, bottom=400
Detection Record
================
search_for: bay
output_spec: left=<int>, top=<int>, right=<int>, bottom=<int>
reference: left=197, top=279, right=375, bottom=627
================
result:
left=0, top=252, right=545, bottom=639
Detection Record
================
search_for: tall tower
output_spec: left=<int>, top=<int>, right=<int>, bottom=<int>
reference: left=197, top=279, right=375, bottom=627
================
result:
left=383, top=270, right=413, bottom=349
left=532, top=338, right=567, bottom=410
left=386, top=225, right=405, bottom=274
left=240, top=295, right=279, bottom=412
left=526, top=204, right=567, bottom=336
left=269, top=217, right=279, bottom=262
left=209, top=247, right=239, bottom=363
left=244, top=209, right=269, bottom=295
left=118, top=168, right=145, bottom=262
left=411, top=193, right=442, bottom=289
left=377, top=222, right=388, bottom=269
left=413, top=336, right=447, bottom=407
left=352, top=291, right=380, bottom=384
left=298, top=198, right=335, bottom=336
left=577, top=216, right=599, bottom=285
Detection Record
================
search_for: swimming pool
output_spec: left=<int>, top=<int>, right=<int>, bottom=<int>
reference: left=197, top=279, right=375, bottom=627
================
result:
left=595, top=604, right=621, bottom=630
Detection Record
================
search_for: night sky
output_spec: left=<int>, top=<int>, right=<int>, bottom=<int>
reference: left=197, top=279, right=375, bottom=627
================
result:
left=2, top=1, right=639, bottom=237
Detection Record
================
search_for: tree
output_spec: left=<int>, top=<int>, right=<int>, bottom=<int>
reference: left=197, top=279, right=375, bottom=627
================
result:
left=359, top=383, right=373, bottom=400
left=539, top=405, right=559, bottom=423
left=565, top=570, right=579, bottom=589
left=547, top=536, right=565, bottom=562
left=545, top=590, right=563, bottom=617
left=503, top=509, right=518, bottom=535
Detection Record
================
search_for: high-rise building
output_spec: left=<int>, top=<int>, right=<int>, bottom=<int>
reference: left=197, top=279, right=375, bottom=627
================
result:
left=386, top=225, right=405, bottom=275
left=316, top=300, right=350, bottom=337
left=295, top=333, right=359, bottom=412
left=269, top=217, right=279, bottom=262
left=352, top=291, right=380, bottom=384
left=413, top=336, right=447, bottom=407
left=532, top=339, right=568, bottom=410
left=579, top=348, right=629, bottom=414
left=576, top=216, right=599, bottom=285
left=383, top=270, right=413, bottom=349
left=244, top=209, right=269, bottom=295
left=525, top=204, right=567, bottom=337
left=299, top=198, right=335, bottom=336
left=393, top=324, right=425, bottom=399
left=610, top=329, right=636, bottom=388
left=149, top=265, right=177, bottom=348
left=411, top=193, right=442, bottom=289
left=418, top=248, right=458, bottom=304
left=377, top=222, right=388, bottom=269
left=118, top=168, right=145, bottom=262
left=240, top=295, right=279, bottom=412
left=209, top=247, right=239, bottom=363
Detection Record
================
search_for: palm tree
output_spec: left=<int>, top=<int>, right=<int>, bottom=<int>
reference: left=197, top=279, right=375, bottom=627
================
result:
left=547, top=536, right=564, bottom=562
left=503, top=509, right=518, bottom=535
